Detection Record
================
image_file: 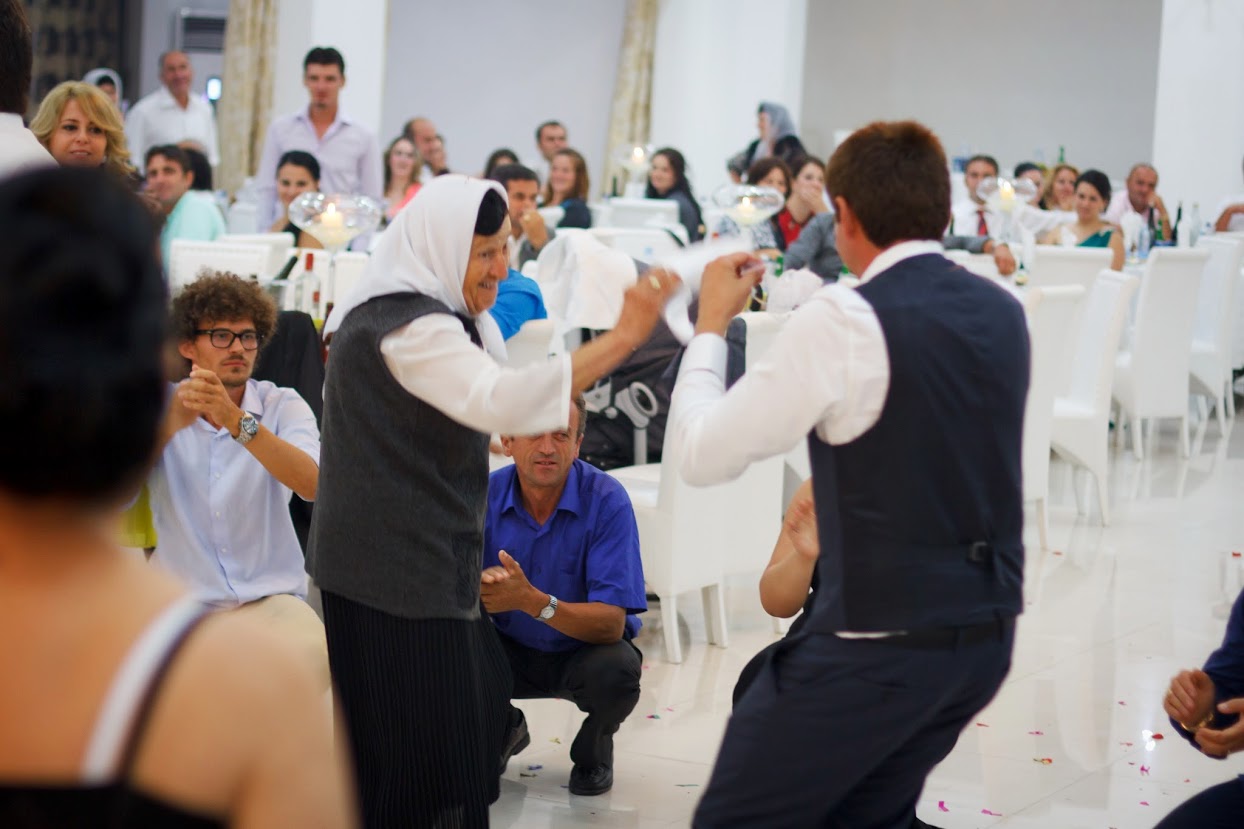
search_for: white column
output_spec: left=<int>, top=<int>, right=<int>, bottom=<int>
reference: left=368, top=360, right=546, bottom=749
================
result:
left=272, top=0, right=389, bottom=138
left=650, top=0, right=807, bottom=198
left=1152, top=0, right=1244, bottom=216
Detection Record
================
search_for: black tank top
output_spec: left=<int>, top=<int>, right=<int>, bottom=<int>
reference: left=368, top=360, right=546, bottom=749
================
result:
left=0, top=598, right=225, bottom=828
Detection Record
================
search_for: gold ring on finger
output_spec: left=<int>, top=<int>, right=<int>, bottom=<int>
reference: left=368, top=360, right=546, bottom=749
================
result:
left=648, top=274, right=661, bottom=291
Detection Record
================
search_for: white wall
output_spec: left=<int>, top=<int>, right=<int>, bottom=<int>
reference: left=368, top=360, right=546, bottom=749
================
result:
left=377, top=0, right=627, bottom=185
left=651, top=0, right=807, bottom=198
left=1152, top=0, right=1244, bottom=218
left=800, top=0, right=1162, bottom=182
left=272, top=0, right=389, bottom=138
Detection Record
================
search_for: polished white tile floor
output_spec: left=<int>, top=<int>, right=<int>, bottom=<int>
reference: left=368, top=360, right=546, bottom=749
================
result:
left=491, top=415, right=1244, bottom=827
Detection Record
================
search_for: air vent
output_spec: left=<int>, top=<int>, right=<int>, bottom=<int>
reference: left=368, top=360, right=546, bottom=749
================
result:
left=176, top=10, right=227, bottom=53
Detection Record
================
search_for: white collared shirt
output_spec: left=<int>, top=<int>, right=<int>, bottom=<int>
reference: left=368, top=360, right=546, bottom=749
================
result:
left=0, top=113, right=54, bottom=180
left=148, top=379, right=320, bottom=607
left=671, top=239, right=953, bottom=488
left=125, top=86, right=220, bottom=166
left=951, top=197, right=1069, bottom=238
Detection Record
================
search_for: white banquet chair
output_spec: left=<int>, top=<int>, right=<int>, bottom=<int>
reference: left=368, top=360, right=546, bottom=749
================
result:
left=1189, top=236, right=1244, bottom=430
left=167, top=240, right=270, bottom=294
left=603, top=197, right=679, bottom=231
left=1050, top=271, right=1138, bottom=525
left=1112, top=247, right=1209, bottom=458
left=217, top=232, right=296, bottom=278
left=1027, top=246, right=1112, bottom=291
left=1022, top=285, right=1086, bottom=550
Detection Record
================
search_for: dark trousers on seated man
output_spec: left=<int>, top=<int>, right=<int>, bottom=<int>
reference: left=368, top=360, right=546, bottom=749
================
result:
left=501, top=634, right=642, bottom=774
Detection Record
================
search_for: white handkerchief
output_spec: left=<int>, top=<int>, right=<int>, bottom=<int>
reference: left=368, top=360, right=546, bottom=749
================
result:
left=652, top=237, right=752, bottom=343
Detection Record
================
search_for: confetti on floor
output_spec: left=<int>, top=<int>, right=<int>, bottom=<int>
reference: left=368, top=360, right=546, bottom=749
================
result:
left=1027, top=730, right=1044, bottom=735
left=981, top=808, right=1003, bottom=816
left=519, top=772, right=537, bottom=778
left=1120, top=741, right=1134, bottom=747
left=1052, top=550, right=1064, bottom=556
left=527, top=764, right=543, bottom=771
left=675, top=784, right=700, bottom=788
left=937, top=801, right=949, bottom=813
left=1033, top=757, right=1053, bottom=765
left=666, top=706, right=674, bottom=711
left=1152, top=733, right=1165, bottom=740
left=975, top=722, right=990, bottom=727
left=1140, top=765, right=1150, bottom=775
left=1118, top=701, right=1127, bottom=706
left=1233, top=552, right=1242, bottom=558
left=647, top=714, right=661, bottom=719
left=550, top=737, right=561, bottom=744
left=1140, top=801, right=1150, bottom=806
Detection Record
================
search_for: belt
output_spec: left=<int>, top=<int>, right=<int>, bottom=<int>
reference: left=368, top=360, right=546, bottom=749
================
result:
left=866, top=616, right=1014, bottom=650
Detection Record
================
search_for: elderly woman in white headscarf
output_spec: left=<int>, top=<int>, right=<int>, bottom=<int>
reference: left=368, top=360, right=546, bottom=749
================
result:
left=82, top=67, right=124, bottom=111
left=726, top=101, right=808, bottom=183
left=308, top=174, right=679, bottom=826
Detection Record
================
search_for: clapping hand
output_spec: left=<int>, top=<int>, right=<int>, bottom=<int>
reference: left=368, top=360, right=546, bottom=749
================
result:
left=177, top=365, right=243, bottom=434
left=480, top=551, right=537, bottom=615
left=1164, top=669, right=1215, bottom=729
left=1195, top=698, right=1244, bottom=758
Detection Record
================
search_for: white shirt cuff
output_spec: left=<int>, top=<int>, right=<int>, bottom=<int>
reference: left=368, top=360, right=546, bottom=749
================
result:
left=678, top=333, right=728, bottom=380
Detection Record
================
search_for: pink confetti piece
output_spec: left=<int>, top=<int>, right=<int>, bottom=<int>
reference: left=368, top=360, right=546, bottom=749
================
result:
left=1120, top=741, right=1134, bottom=747
left=975, top=722, right=990, bottom=727
left=1140, top=765, right=1150, bottom=775
left=666, top=706, right=674, bottom=711
left=1184, top=778, right=1191, bottom=783
left=1118, top=700, right=1127, bottom=706
left=647, top=714, right=661, bottom=719
left=1140, top=801, right=1150, bottom=806
left=1233, top=552, right=1242, bottom=558
left=1152, top=732, right=1165, bottom=740
left=1027, top=730, right=1044, bottom=735
left=1052, top=550, right=1064, bottom=556
left=642, top=664, right=650, bottom=670
left=981, top=808, right=1003, bottom=816
left=1033, top=757, right=1053, bottom=765
left=938, top=801, right=949, bottom=813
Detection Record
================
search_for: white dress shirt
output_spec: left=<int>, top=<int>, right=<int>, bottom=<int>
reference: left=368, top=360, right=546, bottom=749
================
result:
left=380, top=313, right=572, bottom=435
left=149, top=379, right=319, bottom=607
left=951, top=197, right=1069, bottom=238
left=0, top=113, right=54, bottom=180
left=1103, top=190, right=1160, bottom=227
left=125, top=86, right=220, bottom=166
left=671, top=241, right=955, bottom=487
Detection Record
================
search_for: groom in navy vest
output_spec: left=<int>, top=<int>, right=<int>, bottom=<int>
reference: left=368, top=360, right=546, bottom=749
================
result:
left=671, top=120, right=1030, bottom=827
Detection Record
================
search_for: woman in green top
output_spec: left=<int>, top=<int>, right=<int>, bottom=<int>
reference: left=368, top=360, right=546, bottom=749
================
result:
left=1040, top=168, right=1125, bottom=270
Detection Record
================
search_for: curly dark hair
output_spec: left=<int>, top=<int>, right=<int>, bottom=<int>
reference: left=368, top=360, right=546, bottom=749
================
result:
left=171, top=271, right=278, bottom=347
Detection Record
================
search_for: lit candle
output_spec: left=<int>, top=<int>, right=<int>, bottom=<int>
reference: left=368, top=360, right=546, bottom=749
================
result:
left=735, top=195, right=757, bottom=224
left=631, top=146, right=644, bottom=164
left=998, top=180, right=1015, bottom=213
left=320, top=202, right=344, bottom=228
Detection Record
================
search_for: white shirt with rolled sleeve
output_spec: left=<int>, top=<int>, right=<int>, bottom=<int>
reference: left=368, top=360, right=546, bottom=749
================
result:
left=125, top=86, right=220, bottom=167
left=669, top=242, right=958, bottom=487
left=148, top=379, right=319, bottom=607
left=379, top=314, right=573, bottom=435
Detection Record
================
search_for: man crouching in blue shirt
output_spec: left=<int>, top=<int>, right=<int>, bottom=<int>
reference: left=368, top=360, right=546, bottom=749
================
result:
left=482, top=393, right=646, bottom=797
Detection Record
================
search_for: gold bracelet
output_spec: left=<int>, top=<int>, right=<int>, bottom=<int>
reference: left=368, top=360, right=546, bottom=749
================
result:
left=1180, top=712, right=1215, bottom=733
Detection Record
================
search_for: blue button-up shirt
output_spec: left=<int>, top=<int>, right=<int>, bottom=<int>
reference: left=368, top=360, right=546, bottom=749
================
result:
left=484, top=459, right=646, bottom=652
left=148, top=379, right=319, bottom=606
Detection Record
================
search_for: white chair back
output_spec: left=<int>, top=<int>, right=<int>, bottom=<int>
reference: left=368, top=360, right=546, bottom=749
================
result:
left=218, top=232, right=296, bottom=278
left=588, top=227, right=681, bottom=263
left=1193, top=236, right=1244, bottom=359
left=1065, top=271, right=1138, bottom=415
left=604, top=197, right=679, bottom=230
left=1022, top=285, right=1084, bottom=512
left=318, top=252, right=370, bottom=320
left=502, top=318, right=558, bottom=367
left=1126, top=247, right=1209, bottom=416
left=225, top=200, right=259, bottom=235
left=168, top=240, right=270, bottom=293
left=1028, top=246, right=1112, bottom=291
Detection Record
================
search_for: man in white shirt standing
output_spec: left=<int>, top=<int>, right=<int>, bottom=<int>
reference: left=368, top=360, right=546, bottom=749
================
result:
left=674, top=121, right=1028, bottom=828
left=125, top=51, right=220, bottom=168
left=0, top=0, right=53, bottom=180
left=531, top=120, right=568, bottom=187
left=255, top=47, right=382, bottom=229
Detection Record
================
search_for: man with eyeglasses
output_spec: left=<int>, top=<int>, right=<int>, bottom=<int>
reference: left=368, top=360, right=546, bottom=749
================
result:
left=147, top=272, right=326, bottom=680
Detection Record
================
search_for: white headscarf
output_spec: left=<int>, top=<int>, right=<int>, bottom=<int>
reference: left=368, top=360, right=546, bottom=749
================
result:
left=323, top=174, right=508, bottom=357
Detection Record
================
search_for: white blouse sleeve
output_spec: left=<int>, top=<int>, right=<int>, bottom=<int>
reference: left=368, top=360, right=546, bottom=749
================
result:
left=379, top=313, right=572, bottom=436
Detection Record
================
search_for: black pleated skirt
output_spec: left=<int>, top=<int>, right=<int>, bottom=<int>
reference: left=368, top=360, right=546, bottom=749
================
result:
left=322, top=592, right=512, bottom=828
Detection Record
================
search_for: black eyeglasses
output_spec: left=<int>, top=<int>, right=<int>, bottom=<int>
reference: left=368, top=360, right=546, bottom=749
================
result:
left=195, top=328, right=261, bottom=350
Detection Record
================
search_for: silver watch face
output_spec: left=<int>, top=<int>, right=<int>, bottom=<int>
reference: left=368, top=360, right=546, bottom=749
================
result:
left=539, top=598, right=556, bottom=619
left=241, top=414, right=258, bottom=435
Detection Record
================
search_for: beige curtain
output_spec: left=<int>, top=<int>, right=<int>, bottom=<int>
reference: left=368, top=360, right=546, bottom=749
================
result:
left=218, top=0, right=279, bottom=195
left=603, top=0, right=658, bottom=195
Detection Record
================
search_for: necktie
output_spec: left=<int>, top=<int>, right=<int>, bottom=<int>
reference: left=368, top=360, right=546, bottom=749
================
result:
left=977, top=210, right=988, bottom=237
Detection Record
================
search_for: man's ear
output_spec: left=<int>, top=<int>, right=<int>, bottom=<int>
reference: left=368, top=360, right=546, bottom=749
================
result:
left=177, top=340, right=196, bottom=362
left=500, top=435, right=514, bottom=457
left=833, top=197, right=856, bottom=238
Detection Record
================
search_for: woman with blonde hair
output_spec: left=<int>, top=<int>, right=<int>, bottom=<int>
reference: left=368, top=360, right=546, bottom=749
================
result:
left=30, top=81, right=134, bottom=179
left=541, top=147, right=592, bottom=228
left=1039, top=162, right=1079, bottom=212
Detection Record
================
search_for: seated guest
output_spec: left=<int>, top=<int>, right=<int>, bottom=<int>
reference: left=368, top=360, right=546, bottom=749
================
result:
left=490, top=267, right=548, bottom=341
left=1014, top=161, right=1044, bottom=205
left=646, top=147, right=703, bottom=242
left=402, top=115, right=439, bottom=182
left=1039, top=163, right=1079, bottom=212
left=484, top=147, right=519, bottom=179
left=951, top=153, right=1063, bottom=238
left=383, top=135, right=421, bottom=222
left=425, top=133, right=449, bottom=176
left=0, top=1, right=53, bottom=180
left=542, top=147, right=592, bottom=228
left=151, top=272, right=326, bottom=680
left=726, top=101, right=806, bottom=183
left=1213, top=156, right=1244, bottom=233
left=267, top=150, right=324, bottom=249
left=718, top=158, right=790, bottom=254
left=492, top=162, right=550, bottom=268
left=1104, top=162, right=1171, bottom=239
left=483, top=394, right=646, bottom=797
left=1156, top=586, right=1244, bottom=827
left=0, top=165, right=352, bottom=829
left=1039, top=169, right=1125, bottom=270
left=30, top=80, right=134, bottom=180
left=532, top=120, right=568, bottom=183
left=780, top=155, right=830, bottom=247
left=144, top=144, right=224, bottom=264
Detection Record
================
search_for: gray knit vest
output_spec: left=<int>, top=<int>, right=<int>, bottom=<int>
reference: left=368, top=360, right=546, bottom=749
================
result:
left=307, top=292, right=490, bottom=621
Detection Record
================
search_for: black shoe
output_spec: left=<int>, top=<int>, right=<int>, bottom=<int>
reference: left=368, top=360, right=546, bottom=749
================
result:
left=499, top=711, right=530, bottom=776
left=568, top=763, right=613, bottom=796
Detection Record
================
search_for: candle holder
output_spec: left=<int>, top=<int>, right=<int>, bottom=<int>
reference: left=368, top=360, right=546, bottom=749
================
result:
left=288, top=192, right=382, bottom=321
left=976, top=176, right=1038, bottom=248
left=616, top=144, right=653, bottom=199
left=712, top=184, right=786, bottom=307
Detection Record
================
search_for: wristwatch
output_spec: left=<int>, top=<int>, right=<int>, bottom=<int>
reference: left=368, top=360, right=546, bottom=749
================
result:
left=538, top=595, right=558, bottom=622
left=234, top=412, right=259, bottom=445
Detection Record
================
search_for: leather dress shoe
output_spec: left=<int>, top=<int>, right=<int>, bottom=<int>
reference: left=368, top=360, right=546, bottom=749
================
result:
left=568, top=763, right=613, bottom=796
left=499, top=712, right=530, bottom=775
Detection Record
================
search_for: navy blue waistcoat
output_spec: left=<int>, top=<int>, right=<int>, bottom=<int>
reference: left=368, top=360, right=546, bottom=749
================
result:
left=804, top=253, right=1030, bottom=633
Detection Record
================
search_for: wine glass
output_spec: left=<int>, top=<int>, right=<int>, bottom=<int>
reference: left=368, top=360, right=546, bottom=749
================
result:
left=712, top=184, right=786, bottom=307
left=288, top=193, right=383, bottom=322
